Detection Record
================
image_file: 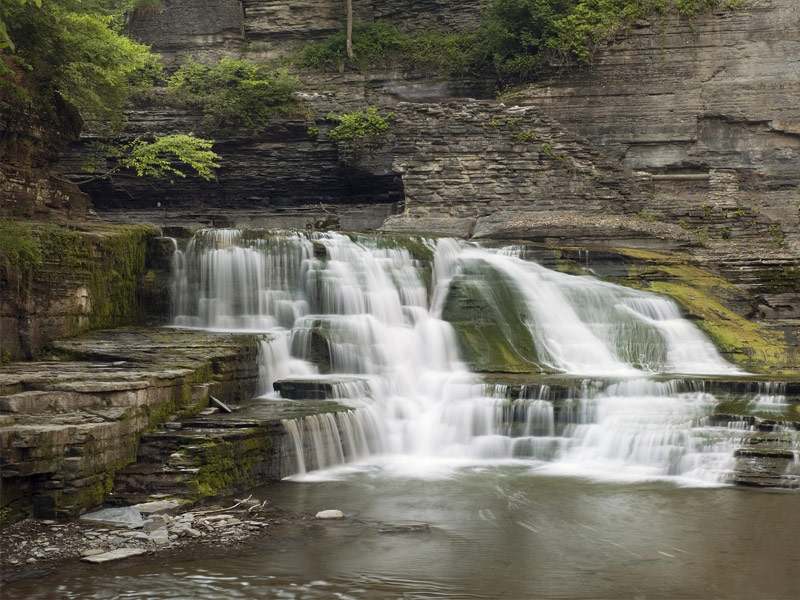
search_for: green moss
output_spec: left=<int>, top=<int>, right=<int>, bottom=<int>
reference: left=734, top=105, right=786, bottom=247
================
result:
left=617, top=249, right=793, bottom=373
left=191, top=432, right=274, bottom=501
left=442, top=269, right=548, bottom=373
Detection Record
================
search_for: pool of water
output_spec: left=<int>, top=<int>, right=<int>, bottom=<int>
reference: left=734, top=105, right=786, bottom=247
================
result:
left=4, top=468, right=798, bottom=599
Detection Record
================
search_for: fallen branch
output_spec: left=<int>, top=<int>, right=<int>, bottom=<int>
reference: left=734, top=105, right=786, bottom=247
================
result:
left=193, top=494, right=253, bottom=516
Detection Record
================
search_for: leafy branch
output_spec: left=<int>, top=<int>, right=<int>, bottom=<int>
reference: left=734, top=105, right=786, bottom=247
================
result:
left=76, top=134, right=220, bottom=184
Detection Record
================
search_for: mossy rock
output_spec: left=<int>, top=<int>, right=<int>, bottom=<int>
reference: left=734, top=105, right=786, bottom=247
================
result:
left=442, top=268, right=546, bottom=373
left=616, top=249, right=794, bottom=374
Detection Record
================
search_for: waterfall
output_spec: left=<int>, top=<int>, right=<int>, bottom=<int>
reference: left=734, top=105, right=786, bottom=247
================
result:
left=170, top=229, right=791, bottom=486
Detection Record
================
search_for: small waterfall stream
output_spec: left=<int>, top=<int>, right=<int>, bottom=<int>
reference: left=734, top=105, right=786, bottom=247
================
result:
left=170, top=229, right=794, bottom=486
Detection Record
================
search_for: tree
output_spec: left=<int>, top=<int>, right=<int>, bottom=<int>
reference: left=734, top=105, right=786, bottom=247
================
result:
left=345, top=0, right=353, bottom=59
left=1, top=0, right=219, bottom=182
left=77, top=134, right=220, bottom=183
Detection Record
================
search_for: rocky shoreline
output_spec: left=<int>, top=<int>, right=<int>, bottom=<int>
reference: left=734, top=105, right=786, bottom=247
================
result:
left=0, top=495, right=323, bottom=585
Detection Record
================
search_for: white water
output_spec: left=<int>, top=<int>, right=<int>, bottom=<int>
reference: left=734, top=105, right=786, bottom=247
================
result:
left=170, top=229, right=770, bottom=486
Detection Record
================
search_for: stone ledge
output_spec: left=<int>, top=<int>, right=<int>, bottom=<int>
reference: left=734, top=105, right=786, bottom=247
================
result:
left=0, top=328, right=263, bottom=520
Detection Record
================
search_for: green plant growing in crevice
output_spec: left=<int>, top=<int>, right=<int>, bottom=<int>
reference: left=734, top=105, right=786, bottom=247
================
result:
left=719, top=225, right=731, bottom=239
left=326, top=106, right=394, bottom=161
left=541, top=141, right=553, bottom=156
left=766, top=224, right=786, bottom=247
left=511, top=130, right=537, bottom=141
left=0, top=220, right=44, bottom=285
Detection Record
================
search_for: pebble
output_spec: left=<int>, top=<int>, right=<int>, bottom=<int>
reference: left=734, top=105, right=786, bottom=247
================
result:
left=26, top=558, right=37, bottom=564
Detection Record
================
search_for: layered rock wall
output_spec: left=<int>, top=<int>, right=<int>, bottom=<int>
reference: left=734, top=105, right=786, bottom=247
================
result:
left=518, top=0, right=800, bottom=243
left=0, top=329, right=262, bottom=519
left=391, top=101, right=650, bottom=224
left=0, top=225, right=161, bottom=361
left=126, top=0, right=485, bottom=65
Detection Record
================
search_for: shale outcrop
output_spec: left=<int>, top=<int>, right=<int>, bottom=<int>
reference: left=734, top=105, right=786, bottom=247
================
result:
left=0, top=328, right=262, bottom=520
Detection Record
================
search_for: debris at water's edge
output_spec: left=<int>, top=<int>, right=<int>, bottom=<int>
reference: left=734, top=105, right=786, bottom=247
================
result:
left=0, top=498, right=321, bottom=584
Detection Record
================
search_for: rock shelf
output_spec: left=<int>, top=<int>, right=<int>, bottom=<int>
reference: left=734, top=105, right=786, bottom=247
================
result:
left=0, top=328, right=262, bottom=520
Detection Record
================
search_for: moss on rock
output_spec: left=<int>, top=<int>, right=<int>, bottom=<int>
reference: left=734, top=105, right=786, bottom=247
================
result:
left=616, top=249, right=793, bottom=373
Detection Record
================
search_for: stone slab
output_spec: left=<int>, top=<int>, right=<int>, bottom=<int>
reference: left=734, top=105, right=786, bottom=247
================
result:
left=131, top=500, right=180, bottom=515
left=79, top=507, right=144, bottom=528
left=80, top=548, right=147, bottom=563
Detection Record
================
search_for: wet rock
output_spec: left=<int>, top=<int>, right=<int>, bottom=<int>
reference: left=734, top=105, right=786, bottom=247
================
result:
left=377, top=523, right=431, bottom=533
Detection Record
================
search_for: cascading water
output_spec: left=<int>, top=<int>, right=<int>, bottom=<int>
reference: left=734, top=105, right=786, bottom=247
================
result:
left=170, top=228, right=793, bottom=486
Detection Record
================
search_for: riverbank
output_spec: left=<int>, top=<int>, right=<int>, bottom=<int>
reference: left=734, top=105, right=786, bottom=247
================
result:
left=0, top=496, right=323, bottom=585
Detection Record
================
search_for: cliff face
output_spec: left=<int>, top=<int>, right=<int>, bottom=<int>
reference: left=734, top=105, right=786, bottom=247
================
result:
left=54, top=0, right=799, bottom=368
left=126, top=0, right=484, bottom=65
left=517, top=0, right=800, bottom=242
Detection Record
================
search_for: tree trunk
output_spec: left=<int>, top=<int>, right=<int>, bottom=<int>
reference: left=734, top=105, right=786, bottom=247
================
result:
left=346, top=0, right=353, bottom=59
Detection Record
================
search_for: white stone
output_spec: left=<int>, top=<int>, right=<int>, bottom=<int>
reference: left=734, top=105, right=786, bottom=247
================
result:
left=149, top=528, right=170, bottom=545
left=130, top=500, right=180, bottom=515
left=80, top=548, right=147, bottom=563
left=315, top=510, right=344, bottom=520
left=81, top=548, right=105, bottom=557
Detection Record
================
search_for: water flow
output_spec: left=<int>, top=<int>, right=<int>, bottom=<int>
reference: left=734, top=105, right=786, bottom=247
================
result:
left=171, top=229, right=760, bottom=485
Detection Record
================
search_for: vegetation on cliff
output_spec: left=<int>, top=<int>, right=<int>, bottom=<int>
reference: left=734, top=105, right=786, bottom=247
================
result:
left=299, top=0, right=744, bottom=83
left=165, top=58, right=300, bottom=134
left=1, top=0, right=219, bottom=181
left=325, top=106, right=395, bottom=161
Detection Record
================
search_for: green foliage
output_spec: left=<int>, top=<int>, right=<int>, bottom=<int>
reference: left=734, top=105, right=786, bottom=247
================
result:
left=299, top=1, right=744, bottom=84
left=298, top=22, right=489, bottom=78
left=325, top=106, right=394, bottom=163
left=78, top=134, right=220, bottom=182
left=2, top=0, right=158, bottom=129
left=118, top=134, right=220, bottom=180
left=327, top=106, right=394, bottom=142
left=167, top=58, right=299, bottom=133
left=0, top=219, right=43, bottom=276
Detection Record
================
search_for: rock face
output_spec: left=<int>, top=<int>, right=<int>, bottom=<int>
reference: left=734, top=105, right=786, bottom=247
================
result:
left=391, top=100, right=651, bottom=219
left=0, top=224, right=163, bottom=361
left=126, top=0, right=484, bottom=65
left=0, top=328, right=262, bottom=519
left=517, top=0, right=800, bottom=242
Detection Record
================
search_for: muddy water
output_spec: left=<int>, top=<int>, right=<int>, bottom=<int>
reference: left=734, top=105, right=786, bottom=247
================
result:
left=4, top=470, right=798, bottom=599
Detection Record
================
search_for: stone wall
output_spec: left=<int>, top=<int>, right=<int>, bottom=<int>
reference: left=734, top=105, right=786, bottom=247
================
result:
left=517, top=0, right=800, bottom=244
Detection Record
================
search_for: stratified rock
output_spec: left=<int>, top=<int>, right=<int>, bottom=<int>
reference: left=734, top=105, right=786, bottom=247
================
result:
left=379, top=216, right=476, bottom=238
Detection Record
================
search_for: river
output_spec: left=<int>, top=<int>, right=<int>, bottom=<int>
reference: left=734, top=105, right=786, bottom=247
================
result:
left=4, top=470, right=798, bottom=599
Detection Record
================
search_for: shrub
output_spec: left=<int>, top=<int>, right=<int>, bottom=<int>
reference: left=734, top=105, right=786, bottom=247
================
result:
left=167, top=58, right=299, bottom=133
left=326, top=106, right=394, bottom=161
